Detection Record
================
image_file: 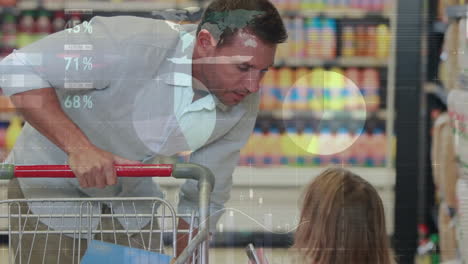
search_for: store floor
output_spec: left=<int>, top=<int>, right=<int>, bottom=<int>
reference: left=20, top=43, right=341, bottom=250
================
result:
left=0, top=246, right=290, bottom=263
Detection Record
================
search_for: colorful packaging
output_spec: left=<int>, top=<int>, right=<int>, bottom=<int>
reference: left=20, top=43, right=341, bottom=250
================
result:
left=305, top=17, right=322, bottom=58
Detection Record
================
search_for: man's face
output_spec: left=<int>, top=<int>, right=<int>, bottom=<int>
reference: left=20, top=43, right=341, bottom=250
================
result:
left=198, top=31, right=276, bottom=106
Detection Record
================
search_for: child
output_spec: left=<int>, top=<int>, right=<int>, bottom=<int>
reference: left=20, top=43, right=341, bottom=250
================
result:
left=249, top=168, right=394, bottom=264
left=293, top=168, right=393, bottom=264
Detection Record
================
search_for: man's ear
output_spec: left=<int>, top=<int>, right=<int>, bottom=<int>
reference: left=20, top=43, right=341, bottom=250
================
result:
left=197, top=29, right=217, bottom=50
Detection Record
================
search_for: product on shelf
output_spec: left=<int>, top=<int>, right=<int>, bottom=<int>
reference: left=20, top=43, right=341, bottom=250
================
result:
left=341, top=25, right=356, bottom=57
left=362, top=68, right=381, bottom=111
left=321, top=18, right=337, bottom=59
left=305, top=17, right=322, bottom=58
left=366, top=25, right=377, bottom=58
left=35, top=10, right=53, bottom=43
left=327, top=67, right=345, bottom=111
left=369, top=128, right=386, bottom=166
left=344, top=67, right=364, bottom=111
left=335, top=127, right=353, bottom=163
left=259, top=68, right=277, bottom=111
left=265, top=127, right=281, bottom=165
left=309, top=67, right=325, bottom=111
left=0, top=122, right=7, bottom=149
left=17, top=11, right=35, bottom=49
left=355, top=25, right=368, bottom=57
left=52, top=11, right=66, bottom=33
left=260, top=66, right=381, bottom=114
left=278, top=67, right=294, bottom=110
left=239, top=124, right=387, bottom=167
left=6, top=116, right=22, bottom=151
left=1, top=14, right=17, bottom=56
left=292, top=67, right=310, bottom=110
left=289, top=17, right=305, bottom=59
left=376, top=24, right=391, bottom=59
left=350, top=128, right=370, bottom=166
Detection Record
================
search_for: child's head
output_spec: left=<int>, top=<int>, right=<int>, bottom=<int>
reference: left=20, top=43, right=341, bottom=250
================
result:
left=293, top=168, right=392, bottom=264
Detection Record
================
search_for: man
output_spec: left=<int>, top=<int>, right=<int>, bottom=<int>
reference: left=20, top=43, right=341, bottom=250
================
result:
left=0, top=0, right=287, bottom=261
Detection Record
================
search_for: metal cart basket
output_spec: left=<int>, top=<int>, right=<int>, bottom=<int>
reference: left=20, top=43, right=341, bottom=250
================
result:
left=0, top=163, right=214, bottom=264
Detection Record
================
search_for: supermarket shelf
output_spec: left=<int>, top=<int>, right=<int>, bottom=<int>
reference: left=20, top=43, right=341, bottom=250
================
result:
left=281, top=9, right=391, bottom=19
left=274, top=57, right=389, bottom=68
left=17, top=1, right=201, bottom=12
left=153, top=166, right=396, bottom=189
left=258, top=109, right=387, bottom=121
left=0, top=6, right=20, bottom=14
left=446, top=5, right=468, bottom=20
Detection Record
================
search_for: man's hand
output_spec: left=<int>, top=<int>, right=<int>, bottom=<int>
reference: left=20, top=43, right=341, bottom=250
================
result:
left=68, top=145, right=140, bottom=189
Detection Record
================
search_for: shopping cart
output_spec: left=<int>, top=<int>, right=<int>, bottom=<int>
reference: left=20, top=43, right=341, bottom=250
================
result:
left=0, top=163, right=214, bottom=264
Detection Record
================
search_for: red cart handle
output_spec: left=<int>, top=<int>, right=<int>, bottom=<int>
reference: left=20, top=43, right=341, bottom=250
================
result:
left=0, top=164, right=173, bottom=180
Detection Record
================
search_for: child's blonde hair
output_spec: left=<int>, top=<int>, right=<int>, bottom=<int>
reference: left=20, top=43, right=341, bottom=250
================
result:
left=293, top=168, right=393, bottom=264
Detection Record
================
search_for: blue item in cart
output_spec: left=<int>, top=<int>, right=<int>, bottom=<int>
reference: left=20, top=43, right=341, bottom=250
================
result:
left=81, top=240, right=172, bottom=264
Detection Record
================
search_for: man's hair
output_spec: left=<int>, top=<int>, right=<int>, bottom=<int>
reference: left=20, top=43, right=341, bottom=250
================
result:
left=197, top=0, right=287, bottom=47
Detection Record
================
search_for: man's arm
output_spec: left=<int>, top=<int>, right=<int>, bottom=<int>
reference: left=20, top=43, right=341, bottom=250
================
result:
left=11, top=87, right=138, bottom=188
left=0, top=17, right=142, bottom=188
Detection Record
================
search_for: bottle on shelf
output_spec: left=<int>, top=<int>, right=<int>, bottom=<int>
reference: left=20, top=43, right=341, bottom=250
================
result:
left=260, top=68, right=278, bottom=111
left=334, top=127, right=353, bottom=164
left=283, top=125, right=299, bottom=165
left=250, top=127, right=264, bottom=166
left=1, top=14, right=17, bottom=56
left=52, top=11, right=66, bottom=33
left=415, top=224, right=433, bottom=264
left=304, top=125, right=319, bottom=156
left=355, top=25, right=368, bottom=57
left=341, top=25, right=356, bottom=57
left=295, top=126, right=311, bottom=166
left=376, top=24, right=391, bottom=59
left=349, top=128, right=369, bottom=166
left=328, top=67, right=346, bottom=111
left=17, top=11, right=36, bottom=49
left=429, top=234, right=440, bottom=264
left=344, top=67, right=364, bottom=111
left=269, top=127, right=282, bottom=165
left=294, top=17, right=305, bottom=59
left=321, top=18, right=337, bottom=59
left=317, top=127, right=333, bottom=165
left=6, top=116, right=23, bottom=151
left=279, top=67, right=295, bottom=111
left=305, top=17, right=322, bottom=59
left=361, top=68, right=380, bottom=112
left=0, top=122, right=7, bottom=149
left=369, top=128, right=386, bottom=167
left=279, top=127, right=292, bottom=165
left=366, top=25, right=378, bottom=58
left=294, top=67, right=310, bottom=111
left=309, top=67, right=325, bottom=111
left=35, top=10, right=53, bottom=43
left=239, top=132, right=252, bottom=166
left=66, top=12, right=82, bottom=32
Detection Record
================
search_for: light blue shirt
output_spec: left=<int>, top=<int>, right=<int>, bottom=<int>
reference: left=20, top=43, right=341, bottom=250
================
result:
left=0, top=16, right=260, bottom=233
